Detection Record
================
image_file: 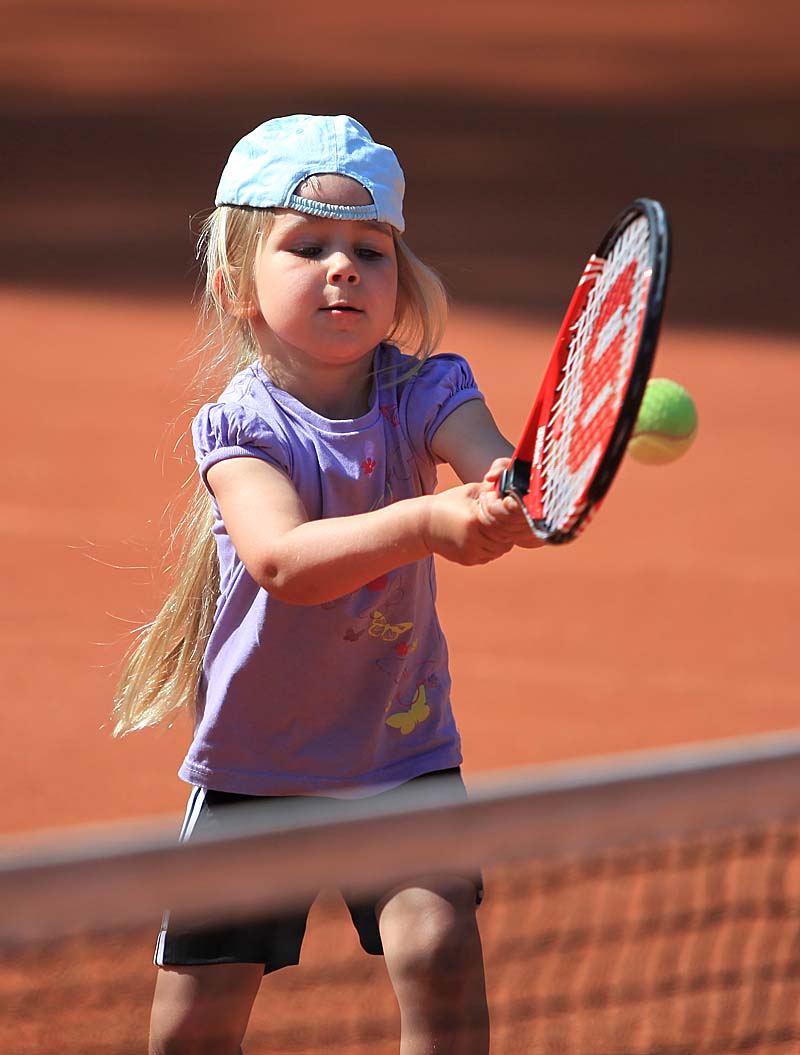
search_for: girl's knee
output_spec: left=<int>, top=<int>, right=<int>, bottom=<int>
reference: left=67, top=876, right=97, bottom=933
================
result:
left=379, top=878, right=481, bottom=984
left=149, top=964, right=261, bottom=1055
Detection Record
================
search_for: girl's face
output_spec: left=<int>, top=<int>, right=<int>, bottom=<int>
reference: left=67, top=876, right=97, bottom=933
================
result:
left=252, top=177, right=398, bottom=371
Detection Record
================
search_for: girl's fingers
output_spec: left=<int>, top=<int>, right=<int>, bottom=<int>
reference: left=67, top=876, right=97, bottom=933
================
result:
left=476, top=490, right=544, bottom=548
left=477, top=489, right=519, bottom=524
left=481, top=457, right=511, bottom=484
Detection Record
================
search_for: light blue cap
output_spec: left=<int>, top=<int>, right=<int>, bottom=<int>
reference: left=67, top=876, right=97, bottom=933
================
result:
left=215, top=114, right=405, bottom=232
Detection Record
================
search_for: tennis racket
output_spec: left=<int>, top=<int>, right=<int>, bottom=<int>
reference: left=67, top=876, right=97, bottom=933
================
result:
left=498, top=198, right=671, bottom=544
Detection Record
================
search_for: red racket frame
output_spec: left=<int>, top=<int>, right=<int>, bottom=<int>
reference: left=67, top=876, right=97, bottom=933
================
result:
left=498, top=198, right=671, bottom=543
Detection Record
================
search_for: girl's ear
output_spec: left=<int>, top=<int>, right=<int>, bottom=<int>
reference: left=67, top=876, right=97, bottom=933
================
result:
left=211, top=268, right=260, bottom=319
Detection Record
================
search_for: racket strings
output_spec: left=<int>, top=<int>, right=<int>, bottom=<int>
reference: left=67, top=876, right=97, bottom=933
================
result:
left=541, top=217, right=651, bottom=534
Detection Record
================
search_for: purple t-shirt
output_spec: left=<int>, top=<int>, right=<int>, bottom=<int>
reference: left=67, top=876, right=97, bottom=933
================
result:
left=179, top=343, right=484, bottom=796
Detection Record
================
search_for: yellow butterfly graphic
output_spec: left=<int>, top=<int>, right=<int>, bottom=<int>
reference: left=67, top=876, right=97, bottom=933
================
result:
left=386, top=684, right=430, bottom=735
left=368, top=610, right=413, bottom=643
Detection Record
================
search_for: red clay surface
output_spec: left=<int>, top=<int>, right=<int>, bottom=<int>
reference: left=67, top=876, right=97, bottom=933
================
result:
left=2, top=2, right=799, bottom=1050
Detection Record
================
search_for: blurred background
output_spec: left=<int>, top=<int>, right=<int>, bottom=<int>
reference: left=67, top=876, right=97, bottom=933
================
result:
left=3, top=0, right=798, bottom=329
left=1, top=0, right=798, bottom=834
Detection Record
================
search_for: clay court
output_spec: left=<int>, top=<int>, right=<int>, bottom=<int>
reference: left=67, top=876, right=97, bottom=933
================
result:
left=1, top=2, right=798, bottom=1051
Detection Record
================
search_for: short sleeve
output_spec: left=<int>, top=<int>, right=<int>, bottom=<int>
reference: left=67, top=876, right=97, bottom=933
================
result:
left=192, top=401, right=292, bottom=491
left=402, top=354, right=484, bottom=464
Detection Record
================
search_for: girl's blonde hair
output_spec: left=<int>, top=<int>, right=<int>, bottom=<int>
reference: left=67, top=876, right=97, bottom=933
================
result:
left=112, top=205, right=448, bottom=735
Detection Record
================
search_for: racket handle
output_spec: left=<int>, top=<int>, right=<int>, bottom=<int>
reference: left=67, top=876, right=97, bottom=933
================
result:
left=498, top=459, right=531, bottom=499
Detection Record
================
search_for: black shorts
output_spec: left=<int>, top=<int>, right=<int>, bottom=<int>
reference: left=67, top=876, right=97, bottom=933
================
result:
left=155, top=768, right=483, bottom=975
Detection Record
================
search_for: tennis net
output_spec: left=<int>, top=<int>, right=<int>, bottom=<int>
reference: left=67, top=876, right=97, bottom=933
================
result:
left=3, top=730, right=800, bottom=1054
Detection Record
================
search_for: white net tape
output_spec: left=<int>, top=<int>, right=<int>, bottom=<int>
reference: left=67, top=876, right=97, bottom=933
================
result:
left=542, top=215, right=651, bottom=531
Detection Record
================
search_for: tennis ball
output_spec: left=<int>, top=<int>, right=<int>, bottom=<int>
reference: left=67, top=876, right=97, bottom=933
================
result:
left=627, top=378, right=698, bottom=465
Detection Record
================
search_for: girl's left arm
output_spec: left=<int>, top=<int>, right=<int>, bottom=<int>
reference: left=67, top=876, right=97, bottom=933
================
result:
left=430, top=399, right=512, bottom=483
left=431, top=399, right=544, bottom=549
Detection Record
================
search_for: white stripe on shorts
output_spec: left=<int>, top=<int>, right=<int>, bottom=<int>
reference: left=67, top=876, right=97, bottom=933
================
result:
left=154, top=786, right=207, bottom=967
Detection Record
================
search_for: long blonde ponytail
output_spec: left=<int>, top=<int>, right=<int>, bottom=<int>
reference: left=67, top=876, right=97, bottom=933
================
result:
left=112, top=205, right=448, bottom=736
left=112, top=206, right=271, bottom=735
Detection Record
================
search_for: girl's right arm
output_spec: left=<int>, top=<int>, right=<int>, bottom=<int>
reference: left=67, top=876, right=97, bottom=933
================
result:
left=206, top=457, right=513, bottom=606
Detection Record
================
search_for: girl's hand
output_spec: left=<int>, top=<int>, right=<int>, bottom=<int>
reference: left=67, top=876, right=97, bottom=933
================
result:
left=482, top=456, right=512, bottom=489
left=429, top=404, right=543, bottom=550
left=478, top=458, right=546, bottom=550
left=422, top=483, right=515, bottom=566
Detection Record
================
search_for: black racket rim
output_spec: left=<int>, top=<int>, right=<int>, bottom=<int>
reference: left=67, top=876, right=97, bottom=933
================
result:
left=544, top=197, right=672, bottom=544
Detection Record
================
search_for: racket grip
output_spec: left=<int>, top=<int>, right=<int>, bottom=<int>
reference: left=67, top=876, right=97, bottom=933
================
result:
left=498, top=459, right=531, bottom=498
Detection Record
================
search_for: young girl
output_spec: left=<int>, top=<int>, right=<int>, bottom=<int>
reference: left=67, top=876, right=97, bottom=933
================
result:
left=114, top=113, right=539, bottom=1055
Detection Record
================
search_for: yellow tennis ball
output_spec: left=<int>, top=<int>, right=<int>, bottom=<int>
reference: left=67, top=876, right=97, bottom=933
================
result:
left=627, top=378, right=698, bottom=465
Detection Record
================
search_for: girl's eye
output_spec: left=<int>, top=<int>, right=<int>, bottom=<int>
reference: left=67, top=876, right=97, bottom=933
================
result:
left=288, top=244, right=385, bottom=261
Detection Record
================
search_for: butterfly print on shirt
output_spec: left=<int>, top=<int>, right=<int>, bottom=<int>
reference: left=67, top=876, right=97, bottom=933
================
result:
left=385, top=683, right=430, bottom=735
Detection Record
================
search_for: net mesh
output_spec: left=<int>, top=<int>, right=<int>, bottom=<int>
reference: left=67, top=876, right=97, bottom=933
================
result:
left=543, top=214, right=651, bottom=533
left=3, top=733, right=800, bottom=1054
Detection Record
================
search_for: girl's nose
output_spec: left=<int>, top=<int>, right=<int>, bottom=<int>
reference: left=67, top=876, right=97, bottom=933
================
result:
left=327, top=253, right=359, bottom=284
